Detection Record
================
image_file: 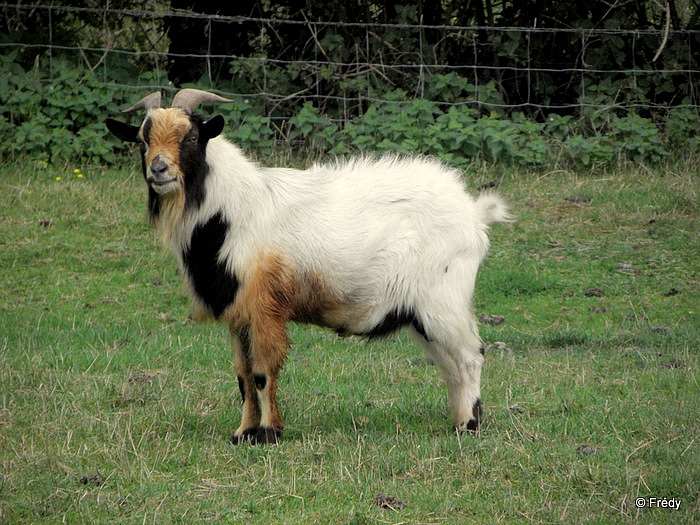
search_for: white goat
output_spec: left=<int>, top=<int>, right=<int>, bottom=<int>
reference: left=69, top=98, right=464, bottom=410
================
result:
left=106, top=89, right=511, bottom=444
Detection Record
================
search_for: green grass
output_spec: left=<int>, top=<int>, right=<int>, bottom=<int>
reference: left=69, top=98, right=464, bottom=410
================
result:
left=1, top=161, right=698, bottom=524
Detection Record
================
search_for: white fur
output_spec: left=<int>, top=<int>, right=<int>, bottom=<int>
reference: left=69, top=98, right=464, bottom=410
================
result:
left=169, top=135, right=511, bottom=431
left=173, top=139, right=506, bottom=330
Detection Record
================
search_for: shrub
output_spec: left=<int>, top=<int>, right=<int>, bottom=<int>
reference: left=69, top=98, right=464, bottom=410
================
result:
left=2, top=57, right=697, bottom=170
left=0, top=52, right=130, bottom=165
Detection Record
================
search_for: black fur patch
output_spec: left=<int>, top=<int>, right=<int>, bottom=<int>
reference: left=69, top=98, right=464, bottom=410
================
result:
left=237, top=375, right=245, bottom=403
left=141, top=117, right=152, bottom=143
left=182, top=212, right=239, bottom=318
left=135, top=119, right=161, bottom=221
left=412, top=317, right=431, bottom=342
left=180, top=116, right=210, bottom=211
left=147, top=187, right=160, bottom=223
left=254, top=374, right=267, bottom=391
left=466, top=398, right=483, bottom=431
left=361, top=308, right=429, bottom=340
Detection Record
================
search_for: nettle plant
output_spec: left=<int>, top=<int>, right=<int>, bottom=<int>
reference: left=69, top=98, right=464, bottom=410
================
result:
left=1, top=56, right=698, bottom=168
left=0, top=54, right=129, bottom=164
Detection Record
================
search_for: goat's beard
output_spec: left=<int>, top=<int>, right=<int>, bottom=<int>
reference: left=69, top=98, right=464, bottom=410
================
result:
left=150, top=180, right=179, bottom=195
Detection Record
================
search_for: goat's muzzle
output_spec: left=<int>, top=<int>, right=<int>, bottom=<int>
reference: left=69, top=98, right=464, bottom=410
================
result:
left=147, top=155, right=178, bottom=194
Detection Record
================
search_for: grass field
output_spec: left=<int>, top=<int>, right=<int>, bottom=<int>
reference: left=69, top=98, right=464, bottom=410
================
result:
left=1, top=160, right=698, bottom=524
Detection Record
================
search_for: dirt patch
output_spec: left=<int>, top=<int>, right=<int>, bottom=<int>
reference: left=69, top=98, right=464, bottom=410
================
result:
left=565, top=194, right=591, bottom=203
left=375, top=493, right=407, bottom=511
left=479, top=313, right=505, bottom=325
left=660, top=358, right=685, bottom=370
left=128, top=369, right=154, bottom=383
left=577, top=444, right=599, bottom=455
left=79, top=473, right=106, bottom=486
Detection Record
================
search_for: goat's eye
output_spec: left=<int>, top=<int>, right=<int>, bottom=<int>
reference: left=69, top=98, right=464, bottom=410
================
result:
left=189, top=134, right=198, bottom=143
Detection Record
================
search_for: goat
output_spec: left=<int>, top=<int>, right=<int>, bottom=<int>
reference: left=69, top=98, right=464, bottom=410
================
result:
left=105, top=89, right=511, bottom=444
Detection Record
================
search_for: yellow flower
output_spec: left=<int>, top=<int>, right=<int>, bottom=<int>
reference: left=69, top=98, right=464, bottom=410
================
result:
left=77, top=173, right=84, bottom=179
left=55, top=176, right=62, bottom=181
left=74, top=169, right=81, bottom=174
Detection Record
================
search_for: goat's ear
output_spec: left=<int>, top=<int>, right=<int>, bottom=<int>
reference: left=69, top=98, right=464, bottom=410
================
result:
left=201, top=115, right=225, bottom=140
left=106, top=118, right=140, bottom=143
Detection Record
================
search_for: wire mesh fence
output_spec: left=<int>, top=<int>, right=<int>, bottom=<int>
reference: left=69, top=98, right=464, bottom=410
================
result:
left=2, top=2, right=699, bottom=124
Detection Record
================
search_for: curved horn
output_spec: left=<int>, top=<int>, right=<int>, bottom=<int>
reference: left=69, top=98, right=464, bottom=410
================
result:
left=121, top=92, right=162, bottom=114
left=171, top=88, right=232, bottom=114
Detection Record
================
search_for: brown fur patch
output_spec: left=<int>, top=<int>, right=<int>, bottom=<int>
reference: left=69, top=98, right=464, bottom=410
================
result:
left=292, top=271, right=337, bottom=324
left=144, top=108, right=191, bottom=166
left=292, top=270, right=367, bottom=330
left=224, top=253, right=297, bottom=372
left=142, top=108, right=192, bottom=244
left=258, top=370, right=284, bottom=431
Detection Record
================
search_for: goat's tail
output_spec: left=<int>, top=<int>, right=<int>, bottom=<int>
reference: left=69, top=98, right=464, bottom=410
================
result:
left=475, top=192, right=513, bottom=226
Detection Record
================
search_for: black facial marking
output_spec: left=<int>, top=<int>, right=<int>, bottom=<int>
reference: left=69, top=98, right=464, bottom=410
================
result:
left=180, top=118, right=209, bottom=210
left=254, top=374, right=267, bottom=391
left=141, top=117, right=152, bottom=143
left=182, top=212, right=239, bottom=318
left=361, top=307, right=429, bottom=340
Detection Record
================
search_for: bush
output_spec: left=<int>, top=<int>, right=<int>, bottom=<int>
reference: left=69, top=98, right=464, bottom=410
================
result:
left=2, top=57, right=698, bottom=170
left=0, top=52, right=130, bottom=165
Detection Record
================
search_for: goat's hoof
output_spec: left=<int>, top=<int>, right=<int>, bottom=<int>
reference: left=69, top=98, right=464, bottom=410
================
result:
left=231, top=426, right=283, bottom=445
left=454, top=398, right=483, bottom=433
left=456, top=418, right=481, bottom=433
left=254, top=426, right=283, bottom=444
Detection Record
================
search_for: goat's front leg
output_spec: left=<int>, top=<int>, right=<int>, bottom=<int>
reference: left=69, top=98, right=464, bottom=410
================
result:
left=229, top=255, right=294, bottom=445
left=230, top=320, right=288, bottom=445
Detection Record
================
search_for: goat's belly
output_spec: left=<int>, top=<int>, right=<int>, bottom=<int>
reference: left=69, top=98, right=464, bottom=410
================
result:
left=292, top=300, right=371, bottom=334
left=292, top=298, right=422, bottom=339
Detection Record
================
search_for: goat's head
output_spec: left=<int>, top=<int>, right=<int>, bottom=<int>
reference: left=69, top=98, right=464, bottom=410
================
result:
left=106, top=89, right=231, bottom=197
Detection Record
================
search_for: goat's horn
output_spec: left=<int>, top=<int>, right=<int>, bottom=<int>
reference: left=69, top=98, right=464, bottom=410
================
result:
left=121, top=92, right=162, bottom=114
left=171, top=88, right=232, bottom=114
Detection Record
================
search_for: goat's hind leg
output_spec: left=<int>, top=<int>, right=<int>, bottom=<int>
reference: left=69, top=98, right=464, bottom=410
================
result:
left=248, top=315, right=288, bottom=444
left=410, top=314, right=484, bottom=433
left=230, top=328, right=262, bottom=444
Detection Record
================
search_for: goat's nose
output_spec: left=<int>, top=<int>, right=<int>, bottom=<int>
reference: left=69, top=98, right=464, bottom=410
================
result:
left=150, top=155, right=168, bottom=175
left=147, top=155, right=174, bottom=188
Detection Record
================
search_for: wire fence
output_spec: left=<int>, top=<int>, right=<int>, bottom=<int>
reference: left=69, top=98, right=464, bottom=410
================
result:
left=2, top=2, right=699, bottom=122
